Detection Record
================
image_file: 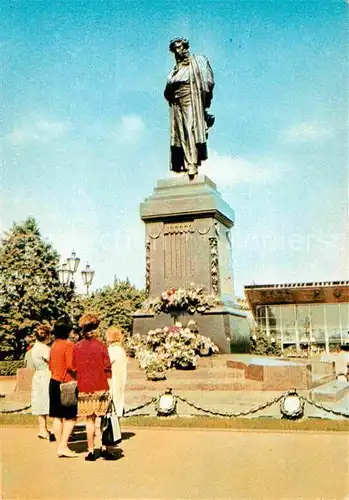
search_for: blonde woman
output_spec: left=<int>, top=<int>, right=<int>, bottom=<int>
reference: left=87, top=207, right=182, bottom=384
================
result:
left=105, top=327, right=127, bottom=417
left=31, top=323, right=55, bottom=440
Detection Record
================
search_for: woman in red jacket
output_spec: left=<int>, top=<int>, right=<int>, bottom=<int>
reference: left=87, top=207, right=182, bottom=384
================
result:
left=73, top=313, right=115, bottom=461
left=49, top=316, right=77, bottom=458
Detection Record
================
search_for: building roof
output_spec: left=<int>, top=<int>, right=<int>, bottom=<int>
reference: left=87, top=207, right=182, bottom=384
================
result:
left=244, top=281, right=349, bottom=316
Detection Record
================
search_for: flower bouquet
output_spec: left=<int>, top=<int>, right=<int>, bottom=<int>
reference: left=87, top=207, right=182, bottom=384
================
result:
left=145, top=359, right=167, bottom=381
left=141, top=285, right=218, bottom=315
left=195, top=334, right=220, bottom=356
left=131, top=320, right=219, bottom=379
left=172, top=348, right=197, bottom=370
left=124, top=333, right=145, bottom=358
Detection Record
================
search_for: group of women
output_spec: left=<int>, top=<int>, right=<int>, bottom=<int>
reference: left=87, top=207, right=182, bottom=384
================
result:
left=29, top=313, right=127, bottom=461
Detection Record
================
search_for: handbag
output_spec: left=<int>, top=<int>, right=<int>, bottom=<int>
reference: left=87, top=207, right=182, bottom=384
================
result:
left=60, top=368, right=78, bottom=407
left=101, top=401, right=122, bottom=446
left=60, top=381, right=78, bottom=407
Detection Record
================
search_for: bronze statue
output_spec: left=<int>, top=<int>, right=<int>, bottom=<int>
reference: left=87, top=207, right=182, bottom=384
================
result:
left=164, top=38, right=215, bottom=178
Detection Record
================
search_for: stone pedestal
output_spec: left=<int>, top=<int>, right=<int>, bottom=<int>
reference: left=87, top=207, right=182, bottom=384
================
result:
left=132, top=174, right=249, bottom=353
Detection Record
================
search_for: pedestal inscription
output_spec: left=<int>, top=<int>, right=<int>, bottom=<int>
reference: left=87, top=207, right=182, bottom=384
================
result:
left=164, top=222, right=194, bottom=281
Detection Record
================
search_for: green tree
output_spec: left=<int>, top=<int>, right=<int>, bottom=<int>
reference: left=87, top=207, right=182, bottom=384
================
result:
left=249, top=326, right=282, bottom=356
left=78, top=279, right=145, bottom=338
left=0, top=217, right=74, bottom=359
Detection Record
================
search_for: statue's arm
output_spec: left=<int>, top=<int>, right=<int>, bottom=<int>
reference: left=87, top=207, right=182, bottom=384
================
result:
left=203, top=58, right=215, bottom=109
left=164, top=83, right=174, bottom=103
left=206, top=59, right=215, bottom=93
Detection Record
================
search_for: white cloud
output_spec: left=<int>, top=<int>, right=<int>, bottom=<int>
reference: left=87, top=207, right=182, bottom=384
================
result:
left=5, top=119, right=70, bottom=145
left=115, top=115, right=145, bottom=144
left=281, top=122, right=333, bottom=143
left=201, top=150, right=279, bottom=187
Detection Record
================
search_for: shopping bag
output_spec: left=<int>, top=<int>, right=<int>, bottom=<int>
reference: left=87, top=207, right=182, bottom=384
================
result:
left=101, top=401, right=122, bottom=446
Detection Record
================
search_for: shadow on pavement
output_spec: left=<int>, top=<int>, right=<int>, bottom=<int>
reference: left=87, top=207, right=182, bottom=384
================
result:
left=67, top=426, right=126, bottom=460
left=121, top=431, right=136, bottom=440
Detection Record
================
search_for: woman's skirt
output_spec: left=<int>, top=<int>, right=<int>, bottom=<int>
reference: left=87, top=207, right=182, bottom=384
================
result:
left=49, top=379, right=78, bottom=420
left=77, top=390, right=110, bottom=417
left=31, top=370, right=50, bottom=415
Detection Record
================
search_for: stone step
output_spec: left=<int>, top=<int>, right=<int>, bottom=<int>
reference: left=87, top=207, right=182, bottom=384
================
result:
left=311, top=380, right=349, bottom=403
left=126, top=370, right=245, bottom=381
left=126, top=378, right=263, bottom=391
left=126, top=383, right=250, bottom=391
left=127, top=355, right=231, bottom=370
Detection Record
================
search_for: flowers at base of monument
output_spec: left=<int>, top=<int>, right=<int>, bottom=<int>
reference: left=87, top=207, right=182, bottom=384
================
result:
left=144, top=358, right=168, bottom=374
left=196, top=334, right=219, bottom=356
left=173, top=348, right=197, bottom=369
left=124, top=333, right=145, bottom=358
left=140, top=285, right=218, bottom=314
left=132, top=321, right=219, bottom=377
left=144, top=358, right=167, bottom=381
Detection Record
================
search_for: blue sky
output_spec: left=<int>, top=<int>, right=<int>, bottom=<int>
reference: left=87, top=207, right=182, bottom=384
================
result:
left=2, top=0, right=348, bottom=296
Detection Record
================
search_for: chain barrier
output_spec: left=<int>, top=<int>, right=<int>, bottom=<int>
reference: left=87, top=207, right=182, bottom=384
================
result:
left=124, top=389, right=349, bottom=420
left=0, top=404, right=31, bottom=414
left=1, top=392, right=348, bottom=419
left=123, top=397, right=157, bottom=416
left=300, top=395, right=349, bottom=419
left=176, top=392, right=285, bottom=418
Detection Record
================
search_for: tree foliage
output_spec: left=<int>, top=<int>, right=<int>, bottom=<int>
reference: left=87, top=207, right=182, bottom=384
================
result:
left=0, top=217, right=74, bottom=359
left=249, top=327, right=282, bottom=356
left=77, top=279, right=146, bottom=338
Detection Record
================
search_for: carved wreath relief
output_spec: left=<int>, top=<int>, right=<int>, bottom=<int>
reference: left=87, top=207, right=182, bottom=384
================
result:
left=145, top=239, right=151, bottom=297
left=209, top=237, right=219, bottom=296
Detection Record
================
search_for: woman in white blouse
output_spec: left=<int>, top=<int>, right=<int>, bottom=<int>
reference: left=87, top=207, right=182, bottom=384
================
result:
left=30, top=323, right=55, bottom=440
left=105, top=327, right=127, bottom=417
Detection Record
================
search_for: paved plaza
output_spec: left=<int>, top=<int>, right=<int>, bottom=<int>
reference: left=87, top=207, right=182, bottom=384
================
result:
left=1, top=425, right=348, bottom=499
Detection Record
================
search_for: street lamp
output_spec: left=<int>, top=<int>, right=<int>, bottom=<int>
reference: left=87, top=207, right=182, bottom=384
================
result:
left=81, top=263, right=95, bottom=295
left=58, top=251, right=95, bottom=295
left=66, top=250, right=80, bottom=277
left=57, top=262, right=73, bottom=286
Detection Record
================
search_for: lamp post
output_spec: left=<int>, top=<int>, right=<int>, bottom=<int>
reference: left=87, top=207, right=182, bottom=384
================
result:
left=58, top=250, right=80, bottom=288
left=58, top=250, right=95, bottom=294
left=66, top=250, right=80, bottom=280
left=81, top=263, right=95, bottom=295
left=57, top=262, right=73, bottom=286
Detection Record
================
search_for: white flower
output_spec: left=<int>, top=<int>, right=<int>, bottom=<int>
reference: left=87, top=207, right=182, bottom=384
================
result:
left=187, top=320, right=196, bottom=326
left=271, top=337, right=275, bottom=343
left=175, top=322, right=182, bottom=328
left=148, top=330, right=155, bottom=335
left=252, top=334, right=257, bottom=341
left=163, top=327, right=169, bottom=333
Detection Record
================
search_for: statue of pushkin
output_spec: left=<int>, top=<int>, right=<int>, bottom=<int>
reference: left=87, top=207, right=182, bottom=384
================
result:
left=164, top=38, right=215, bottom=178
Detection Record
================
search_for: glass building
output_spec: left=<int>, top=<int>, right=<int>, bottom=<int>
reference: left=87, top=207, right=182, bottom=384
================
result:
left=244, top=281, right=349, bottom=351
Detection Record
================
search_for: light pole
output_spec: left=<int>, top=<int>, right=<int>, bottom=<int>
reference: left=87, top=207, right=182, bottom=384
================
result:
left=57, top=262, right=73, bottom=287
left=81, top=263, right=95, bottom=295
left=58, top=250, right=95, bottom=294
left=66, top=250, right=80, bottom=281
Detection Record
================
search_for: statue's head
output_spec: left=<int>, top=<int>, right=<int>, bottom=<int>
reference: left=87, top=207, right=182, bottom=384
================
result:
left=169, top=38, right=190, bottom=60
